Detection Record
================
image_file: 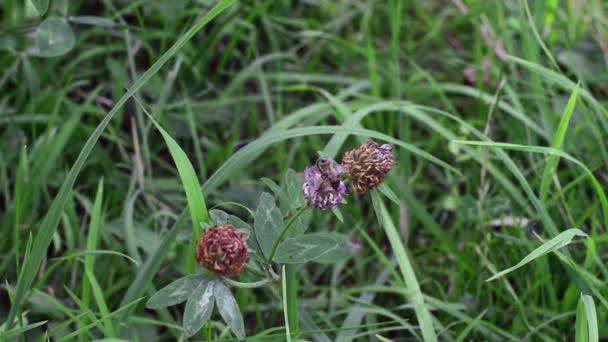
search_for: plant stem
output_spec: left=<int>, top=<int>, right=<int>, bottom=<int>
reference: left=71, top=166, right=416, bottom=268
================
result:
left=221, top=276, right=274, bottom=288
left=267, top=206, right=308, bottom=262
left=285, top=264, right=299, bottom=339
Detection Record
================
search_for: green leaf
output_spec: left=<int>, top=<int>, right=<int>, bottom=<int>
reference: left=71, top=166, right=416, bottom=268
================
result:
left=183, top=280, right=216, bottom=338
left=539, top=83, right=579, bottom=203
left=146, top=274, right=208, bottom=309
left=370, top=191, right=438, bottom=342
left=576, top=294, right=589, bottom=342
left=290, top=209, right=311, bottom=237
left=274, top=233, right=352, bottom=264
left=209, top=209, right=229, bottom=226
left=486, top=229, right=588, bottom=282
left=227, top=214, right=250, bottom=231
left=143, top=107, right=209, bottom=274
left=331, top=207, right=344, bottom=223
left=285, top=169, right=305, bottom=209
left=1, top=320, right=48, bottom=340
left=577, top=294, right=599, bottom=342
left=214, top=281, right=246, bottom=340
left=82, top=179, right=104, bottom=310
left=312, top=233, right=354, bottom=264
left=261, top=177, right=286, bottom=200
left=36, top=17, right=76, bottom=58
left=31, top=0, right=49, bottom=16
left=378, top=184, right=400, bottom=206
left=254, top=192, right=284, bottom=259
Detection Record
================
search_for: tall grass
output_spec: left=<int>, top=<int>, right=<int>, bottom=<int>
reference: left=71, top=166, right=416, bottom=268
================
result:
left=1, top=0, right=607, bottom=340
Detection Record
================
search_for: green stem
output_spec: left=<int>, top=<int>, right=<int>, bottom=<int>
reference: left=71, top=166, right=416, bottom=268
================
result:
left=285, top=264, right=299, bottom=338
left=221, top=276, right=274, bottom=288
left=267, top=206, right=308, bottom=262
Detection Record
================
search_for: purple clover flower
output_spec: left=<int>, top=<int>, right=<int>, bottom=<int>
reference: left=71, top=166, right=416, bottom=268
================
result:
left=302, top=164, right=347, bottom=210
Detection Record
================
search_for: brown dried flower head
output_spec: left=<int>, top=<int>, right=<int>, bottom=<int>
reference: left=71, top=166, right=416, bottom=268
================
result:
left=342, top=140, right=396, bottom=194
left=196, top=224, right=249, bottom=277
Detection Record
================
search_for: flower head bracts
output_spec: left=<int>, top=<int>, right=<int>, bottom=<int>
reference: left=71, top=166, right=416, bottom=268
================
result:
left=342, top=140, right=396, bottom=194
left=196, top=224, right=249, bottom=276
left=302, top=160, right=347, bottom=210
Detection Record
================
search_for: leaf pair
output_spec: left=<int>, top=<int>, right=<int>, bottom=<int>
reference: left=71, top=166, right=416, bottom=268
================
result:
left=146, top=275, right=245, bottom=339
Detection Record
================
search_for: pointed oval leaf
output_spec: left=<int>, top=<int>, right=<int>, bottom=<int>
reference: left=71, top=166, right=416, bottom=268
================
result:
left=209, top=209, right=229, bottom=226
left=289, top=209, right=311, bottom=238
left=183, top=280, right=216, bottom=338
left=228, top=214, right=252, bottom=232
left=331, top=207, right=344, bottom=223
left=285, top=169, right=305, bottom=209
left=254, top=192, right=283, bottom=259
left=31, top=0, right=50, bottom=16
left=312, top=233, right=354, bottom=264
left=274, top=233, right=353, bottom=264
left=214, top=281, right=246, bottom=340
left=36, top=17, right=76, bottom=58
left=146, top=274, right=208, bottom=309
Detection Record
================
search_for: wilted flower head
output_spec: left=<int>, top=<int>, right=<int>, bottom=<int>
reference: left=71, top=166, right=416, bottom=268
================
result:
left=196, top=224, right=248, bottom=277
left=342, top=140, right=396, bottom=194
left=302, top=160, right=347, bottom=210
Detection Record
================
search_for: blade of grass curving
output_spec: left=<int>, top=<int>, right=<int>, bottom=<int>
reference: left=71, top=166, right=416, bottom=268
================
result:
left=539, top=83, right=579, bottom=203
left=576, top=294, right=589, bottom=342
left=85, top=270, right=115, bottom=337
left=140, top=103, right=209, bottom=274
left=452, top=140, right=608, bottom=232
left=521, top=0, right=559, bottom=69
left=371, top=191, right=437, bottom=342
left=581, top=294, right=599, bottom=342
left=57, top=298, right=144, bottom=342
left=52, top=250, right=139, bottom=266
left=82, top=179, right=104, bottom=312
left=124, top=189, right=143, bottom=263
left=455, top=309, right=488, bottom=342
left=2, top=0, right=237, bottom=330
left=486, top=228, right=588, bottom=281
left=508, top=55, right=608, bottom=124
left=203, top=125, right=460, bottom=193
left=434, top=83, right=547, bottom=139
left=1, top=320, right=48, bottom=340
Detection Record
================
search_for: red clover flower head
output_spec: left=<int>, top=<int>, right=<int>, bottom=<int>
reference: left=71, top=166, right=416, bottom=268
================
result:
left=341, top=140, right=396, bottom=194
left=196, top=224, right=249, bottom=277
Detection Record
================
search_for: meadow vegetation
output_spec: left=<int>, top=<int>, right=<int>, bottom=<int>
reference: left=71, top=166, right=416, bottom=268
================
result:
left=1, top=0, right=607, bottom=340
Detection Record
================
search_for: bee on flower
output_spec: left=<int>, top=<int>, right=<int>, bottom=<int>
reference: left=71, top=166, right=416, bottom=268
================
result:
left=302, top=159, right=347, bottom=210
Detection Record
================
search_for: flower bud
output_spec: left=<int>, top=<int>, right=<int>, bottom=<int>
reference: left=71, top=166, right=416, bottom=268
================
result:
left=196, top=224, right=249, bottom=276
left=341, top=140, right=396, bottom=194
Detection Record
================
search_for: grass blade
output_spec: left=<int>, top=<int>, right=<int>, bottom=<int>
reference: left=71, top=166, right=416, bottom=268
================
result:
left=539, top=83, right=580, bottom=202
left=2, top=0, right=236, bottom=329
left=487, top=229, right=588, bottom=282
left=371, top=191, right=437, bottom=342
left=82, top=179, right=104, bottom=310
left=581, top=294, right=599, bottom=342
left=141, top=103, right=209, bottom=274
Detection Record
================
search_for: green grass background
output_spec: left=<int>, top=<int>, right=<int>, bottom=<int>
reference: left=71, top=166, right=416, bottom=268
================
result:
left=1, top=0, right=608, bottom=340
